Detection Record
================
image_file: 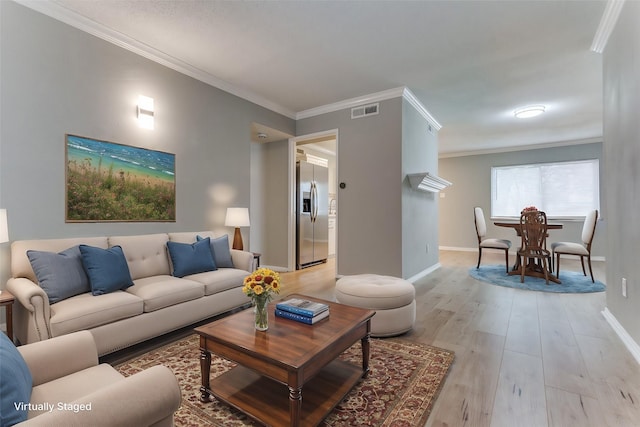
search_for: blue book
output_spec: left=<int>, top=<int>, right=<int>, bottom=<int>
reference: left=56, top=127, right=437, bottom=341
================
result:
left=276, top=298, right=329, bottom=317
left=275, top=309, right=330, bottom=325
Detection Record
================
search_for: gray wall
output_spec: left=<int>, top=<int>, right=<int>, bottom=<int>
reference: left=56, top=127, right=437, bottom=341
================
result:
left=0, top=2, right=294, bottom=286
left=439, top=142, right=606, bottom=258
left=603, top=1, right=640, bottom=345
left=297, top=97, right=440, bottom=279
left=401, top=99, right=440, bottom=278
left=297, top=98, right=404, bottom=277
left=250, top=139, right=289, bottom=269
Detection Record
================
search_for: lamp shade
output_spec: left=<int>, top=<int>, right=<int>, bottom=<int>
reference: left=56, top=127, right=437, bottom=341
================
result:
left=0, top=209, right=8, bottom=243
left=225, top=208, right=250, bottom=227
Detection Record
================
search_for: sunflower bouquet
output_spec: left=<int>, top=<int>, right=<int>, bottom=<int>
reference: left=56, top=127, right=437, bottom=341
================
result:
left=243, top=268, right=282, bottom=331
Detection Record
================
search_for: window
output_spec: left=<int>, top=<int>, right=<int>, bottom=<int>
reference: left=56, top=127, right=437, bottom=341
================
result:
left=491, top=159, right=600, bottom=219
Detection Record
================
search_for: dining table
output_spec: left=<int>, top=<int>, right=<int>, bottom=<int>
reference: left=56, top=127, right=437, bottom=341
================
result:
left=494, top=221, right=563, bottom=284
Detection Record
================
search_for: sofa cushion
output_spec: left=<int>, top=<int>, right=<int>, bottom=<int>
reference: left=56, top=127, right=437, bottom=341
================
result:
left=49, top=292, right=144, bottom=337
left=168, top=231, right=213, bottom=244
left=0, top=332, right=32, bottom=426
left=79, top=245, right=134, bottom=295
left=198, top=235, right=234, bottom=268
left=126, top=275, right=204, bottom=312
left=186, top=268, right=249, bottom=296
left=167, top=238, right=216, bottom=278
left=108, top=234, right=171, bottom=280
left=27, top=246, right=90, bottom=304
left=11, top=237, right=108, bottom=283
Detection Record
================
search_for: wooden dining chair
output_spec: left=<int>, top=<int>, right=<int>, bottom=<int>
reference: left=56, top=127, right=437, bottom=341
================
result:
left=518, top=210, right=551, bottom=284
left=474, top=207, right=512, bottom=273
left=551, top=209, right=598, bottom=282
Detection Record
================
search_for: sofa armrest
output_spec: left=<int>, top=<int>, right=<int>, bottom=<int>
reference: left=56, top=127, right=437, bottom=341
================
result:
left=18, top=365, right=181, bottom=427
left=18, top=331, right=98, bottom=386
left=230, top=249, right=253, bottom=272
left=6, top=277, right=52, bottom=343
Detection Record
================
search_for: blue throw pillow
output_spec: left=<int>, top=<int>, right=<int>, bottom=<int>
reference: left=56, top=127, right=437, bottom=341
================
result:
left=167, top=237, right=217, bottom=278
left=0, top=333, right=32, bottom=426
left=197, top=235, right=234, bottom=268
left=79, top=245, right=134, bottom=295
left=27, top=246, right=90, bottom=304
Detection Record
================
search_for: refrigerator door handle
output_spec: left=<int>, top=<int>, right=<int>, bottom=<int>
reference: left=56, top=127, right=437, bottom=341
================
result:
left=314, top=182, right=319, bottom=221
left=311, top=181, right=317, bottom=222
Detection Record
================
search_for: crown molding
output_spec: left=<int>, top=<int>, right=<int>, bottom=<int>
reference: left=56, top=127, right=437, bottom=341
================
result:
left=15, top=0, right=297, bottom=119
left=438, top=136, right=602, bottom=158
left=402, top=88, right=442, bottom=131
left=296, top=87, right=405, bottom=119
left=591, top=0, right=626, bottom=53
left=16, top=1, right=443, bottom=129
left=296, top=86, right=442, bottom=131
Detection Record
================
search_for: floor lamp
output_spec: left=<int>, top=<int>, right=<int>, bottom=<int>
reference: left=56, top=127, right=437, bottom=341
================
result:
left=225, top=208, right=250, bottom=250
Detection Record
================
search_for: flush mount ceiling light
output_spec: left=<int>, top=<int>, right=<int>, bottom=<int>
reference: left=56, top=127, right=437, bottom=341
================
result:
left=514, top=105, right=546, bottom=119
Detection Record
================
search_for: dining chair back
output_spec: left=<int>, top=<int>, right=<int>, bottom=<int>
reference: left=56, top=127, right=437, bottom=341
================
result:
left=551, top=209, right=598, bottom=282
left=474, top=207, right=512, bottom=273
left=518, top=210, right=551, bottom=284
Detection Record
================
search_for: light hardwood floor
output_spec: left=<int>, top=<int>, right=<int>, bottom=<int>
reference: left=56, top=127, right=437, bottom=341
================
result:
left=279, top=251, right=640, bottom=427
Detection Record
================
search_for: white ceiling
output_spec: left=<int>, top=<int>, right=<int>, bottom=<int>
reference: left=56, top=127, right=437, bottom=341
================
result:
left=39, top=0, right=607, bottom=155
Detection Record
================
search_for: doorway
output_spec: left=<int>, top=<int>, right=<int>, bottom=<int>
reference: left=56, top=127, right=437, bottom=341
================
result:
left=288, top=130, right=338, bottom=274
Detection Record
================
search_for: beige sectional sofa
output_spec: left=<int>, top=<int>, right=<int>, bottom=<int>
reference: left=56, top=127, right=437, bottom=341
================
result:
left=7, top=231, right=253, bottom=356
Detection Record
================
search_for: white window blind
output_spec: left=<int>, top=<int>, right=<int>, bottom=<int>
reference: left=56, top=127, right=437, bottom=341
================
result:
left=491, top=159, right=600, bottom=219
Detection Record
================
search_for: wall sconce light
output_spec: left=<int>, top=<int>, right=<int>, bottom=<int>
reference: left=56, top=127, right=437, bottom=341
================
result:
left=225, top=207, right=250, bottom=250
left=137, top=95, right=154, bottom=129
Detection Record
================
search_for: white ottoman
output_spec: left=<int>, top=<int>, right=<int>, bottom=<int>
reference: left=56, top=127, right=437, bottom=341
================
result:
left=335, top=274, right=416, bottom=337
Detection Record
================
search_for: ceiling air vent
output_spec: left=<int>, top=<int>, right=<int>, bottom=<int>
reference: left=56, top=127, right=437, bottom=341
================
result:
left=351, top=102, right=379, bottom=119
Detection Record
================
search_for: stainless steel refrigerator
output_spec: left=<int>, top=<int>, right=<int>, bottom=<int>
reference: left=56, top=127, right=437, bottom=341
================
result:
left=296, top=160, right=329, bottom=269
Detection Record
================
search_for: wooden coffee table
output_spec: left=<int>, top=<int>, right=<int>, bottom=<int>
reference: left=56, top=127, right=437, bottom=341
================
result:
left=195, top=294, right=375, bottom=427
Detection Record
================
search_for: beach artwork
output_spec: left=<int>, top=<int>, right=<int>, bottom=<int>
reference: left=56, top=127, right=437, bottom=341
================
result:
left=66, top=134, right=175, bottom=222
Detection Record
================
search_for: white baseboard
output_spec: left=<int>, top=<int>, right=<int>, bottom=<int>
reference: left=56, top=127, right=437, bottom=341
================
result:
left=602, top=307, right=640, bottom=365
left=407, top=263, right=441, bottom=284
left=439, top=246, right=477, bottom=252
left=261, top=264, right=289, bottom=273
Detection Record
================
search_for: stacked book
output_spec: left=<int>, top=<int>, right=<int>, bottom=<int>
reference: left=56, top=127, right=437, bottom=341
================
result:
left=275, top=298, right=330, bottom=325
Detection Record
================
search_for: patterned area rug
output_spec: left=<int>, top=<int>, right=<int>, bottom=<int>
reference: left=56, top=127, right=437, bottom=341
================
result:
left=116, top=334, right=454, bottom=426
left=469, top=264, right=606, bottom=293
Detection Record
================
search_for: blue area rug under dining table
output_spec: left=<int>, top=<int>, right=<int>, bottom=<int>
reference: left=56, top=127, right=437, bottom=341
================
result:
left=469, top=264, right=606, bottom=293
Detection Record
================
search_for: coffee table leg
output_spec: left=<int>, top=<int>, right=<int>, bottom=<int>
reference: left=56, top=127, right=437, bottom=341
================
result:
left=200, top=348, right=212, bottom=402
left=361, top=332, right=371, bottom=378
left=288, top=386, right=302, bottom=427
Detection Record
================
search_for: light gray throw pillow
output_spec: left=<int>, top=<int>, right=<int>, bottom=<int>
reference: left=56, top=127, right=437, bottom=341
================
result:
left=197, top=235, right=234, bottom=268
left=27, top=245, right=90, bottom=304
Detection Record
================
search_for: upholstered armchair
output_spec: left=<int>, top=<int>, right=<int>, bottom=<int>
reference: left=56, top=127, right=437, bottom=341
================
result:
left=1, top=331, right=181, bottom=426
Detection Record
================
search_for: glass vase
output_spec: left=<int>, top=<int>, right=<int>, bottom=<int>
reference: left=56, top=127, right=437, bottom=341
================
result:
left=254, top=296, right=269, bottom=331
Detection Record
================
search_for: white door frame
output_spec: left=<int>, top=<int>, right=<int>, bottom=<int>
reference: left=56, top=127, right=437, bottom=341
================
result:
left=288, top=129, right=339, bottom=272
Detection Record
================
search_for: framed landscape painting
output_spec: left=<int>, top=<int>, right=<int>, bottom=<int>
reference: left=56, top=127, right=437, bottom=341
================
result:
left=66, top=134, right=176, bottom=222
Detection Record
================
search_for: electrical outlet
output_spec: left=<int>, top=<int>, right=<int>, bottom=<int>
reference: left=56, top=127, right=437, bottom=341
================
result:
left=426, top=244, right=430, bottom=254
left=622, top=278, right=627, bottom=298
